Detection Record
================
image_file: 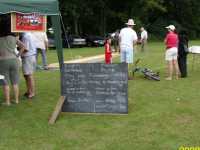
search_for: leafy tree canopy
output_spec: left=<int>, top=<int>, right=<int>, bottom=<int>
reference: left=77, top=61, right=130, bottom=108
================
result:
left=58, top=0, right=200, bottom=39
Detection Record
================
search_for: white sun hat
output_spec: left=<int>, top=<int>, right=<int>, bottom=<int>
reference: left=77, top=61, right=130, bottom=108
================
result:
left=166, top=25, right=176, bottom=31
left=125, top=19, right=136, bottom=26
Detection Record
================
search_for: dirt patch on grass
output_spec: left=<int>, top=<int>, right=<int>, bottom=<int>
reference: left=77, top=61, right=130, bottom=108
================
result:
left=176, top=115, right=193, bottom=125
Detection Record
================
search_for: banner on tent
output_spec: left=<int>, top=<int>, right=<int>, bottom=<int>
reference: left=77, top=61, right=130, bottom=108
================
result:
left=11, top=13, right=47, bottom=32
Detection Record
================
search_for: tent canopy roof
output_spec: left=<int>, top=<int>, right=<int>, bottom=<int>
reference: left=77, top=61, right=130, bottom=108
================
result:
left=0, top=0, right=60, bottom=15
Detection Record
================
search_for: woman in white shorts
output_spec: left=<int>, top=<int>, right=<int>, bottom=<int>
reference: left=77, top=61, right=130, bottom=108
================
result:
left=164, top=25, right=179, bottom=80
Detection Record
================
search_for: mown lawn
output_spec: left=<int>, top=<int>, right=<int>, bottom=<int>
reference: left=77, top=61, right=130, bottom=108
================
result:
left=0, top=42, right=200, bottom=150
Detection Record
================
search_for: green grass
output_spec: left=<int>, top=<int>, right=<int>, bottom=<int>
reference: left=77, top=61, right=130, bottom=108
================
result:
left=1, top=42, right=200, bottom=150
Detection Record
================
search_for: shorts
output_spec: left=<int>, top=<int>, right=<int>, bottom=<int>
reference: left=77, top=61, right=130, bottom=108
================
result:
left=165, top=47, right=178, bottom=61
left=120, top=48, right=134, bottom=63
left=0, top=58, right=20, bottom=85
left=22, top=55, right=36, bottom=75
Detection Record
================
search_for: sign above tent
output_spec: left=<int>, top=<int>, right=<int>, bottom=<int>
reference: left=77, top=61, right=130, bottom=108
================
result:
left=11, top=13, right=47, bottom=32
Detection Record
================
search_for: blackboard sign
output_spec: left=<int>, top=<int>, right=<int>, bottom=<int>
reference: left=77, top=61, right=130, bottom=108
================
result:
left=61, top=63, right=128, bottom=114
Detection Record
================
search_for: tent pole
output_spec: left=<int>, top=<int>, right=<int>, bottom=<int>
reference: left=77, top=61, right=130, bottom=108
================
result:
left=51, top=14, right=64, bottom=69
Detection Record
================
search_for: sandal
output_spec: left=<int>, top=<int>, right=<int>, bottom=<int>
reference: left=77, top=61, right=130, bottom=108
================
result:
left=27, top=94, right=35, bottom=99
left=24, top=92, right=29, bottom=97
left=128, top=76, right=134, bottom=80
left=165, top=77, right=172, bottom=80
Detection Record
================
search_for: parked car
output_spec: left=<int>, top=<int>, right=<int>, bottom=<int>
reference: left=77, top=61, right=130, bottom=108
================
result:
left=47, top=28, right=56, bottom=48
left=67, top=35, right=86, bottom=48
left=85, top=35, right=105, bottom=47
left=48, top=37, right=56, bottom=48
left=47, top=33, right=86, bottom=48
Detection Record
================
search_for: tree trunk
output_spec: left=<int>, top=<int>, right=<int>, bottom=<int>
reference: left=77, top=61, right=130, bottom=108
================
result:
left=100, top=6, right=106, bottom=36
left=74, top=17, right=79, bottom=35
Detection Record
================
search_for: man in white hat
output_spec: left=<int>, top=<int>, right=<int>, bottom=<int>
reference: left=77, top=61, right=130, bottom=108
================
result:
left=164, top=25, right=179, bottom=80
left=119, top=19, right=138, bottom=79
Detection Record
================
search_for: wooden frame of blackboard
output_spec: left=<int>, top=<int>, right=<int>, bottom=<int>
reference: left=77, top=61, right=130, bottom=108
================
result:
left=48, top=96, right=128, bottom=124
left=49, top=63, right=128, bottom=124
left=61, top=112, right=128, bottom=116
left=49, top=96, right=65, bottom=124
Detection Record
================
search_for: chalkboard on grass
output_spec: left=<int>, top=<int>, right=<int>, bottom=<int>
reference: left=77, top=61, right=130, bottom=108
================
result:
left=61, top=63, right=128, bottom=114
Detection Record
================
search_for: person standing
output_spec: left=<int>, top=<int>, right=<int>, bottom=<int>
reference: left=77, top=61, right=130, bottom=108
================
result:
left=178, top=30, right=189, bottom=78
left=0, top=14, right=25, bottom=105
left=105, top=36, right=112, bottom=64
left=111, top=29, right=120, bottom=52
left=119, top=19, right=138, bottom=79
left=21, top=32, right=37, bottom=99
left=32, top=32, right=48, bottom=70
left=140, top=27, right=148, bottom=52
left=164, top=25, right=179, bottom=80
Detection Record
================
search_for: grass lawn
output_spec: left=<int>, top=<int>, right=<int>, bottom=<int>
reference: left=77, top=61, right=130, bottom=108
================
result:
left=0, top=42, right=200, bottom=150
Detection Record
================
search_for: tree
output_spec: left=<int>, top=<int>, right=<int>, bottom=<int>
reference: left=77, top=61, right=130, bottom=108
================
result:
left=58, top=0, right=200, bottom=38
